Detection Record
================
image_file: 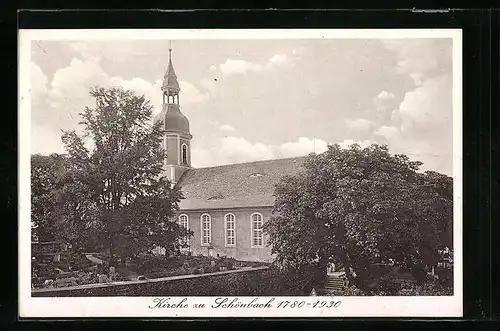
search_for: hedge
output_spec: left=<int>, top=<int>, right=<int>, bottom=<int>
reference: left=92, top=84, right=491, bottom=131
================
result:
left=32, top=267, right=269, bottom=297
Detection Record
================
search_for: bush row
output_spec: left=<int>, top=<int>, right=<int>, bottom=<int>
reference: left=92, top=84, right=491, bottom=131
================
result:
left=33, top=267, right=269, bottom=297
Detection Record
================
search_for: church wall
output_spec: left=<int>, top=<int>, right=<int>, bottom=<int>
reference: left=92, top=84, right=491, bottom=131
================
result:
left=166, top=135, right=179, bottom=165
left=177, top=208, right=274, bottom=263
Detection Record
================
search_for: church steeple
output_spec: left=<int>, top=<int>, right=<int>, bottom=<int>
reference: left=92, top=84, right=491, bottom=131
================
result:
left=162, top=46, right=180, bottom=93
left=154, top=43, right=193, bottom=185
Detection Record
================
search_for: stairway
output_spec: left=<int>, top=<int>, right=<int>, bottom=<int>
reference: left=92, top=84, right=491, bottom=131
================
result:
left=324, top=274, right=347, bottom=293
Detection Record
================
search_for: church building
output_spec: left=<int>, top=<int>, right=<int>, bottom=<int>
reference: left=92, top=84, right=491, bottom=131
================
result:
left=155, top=48, right=305, bottom=262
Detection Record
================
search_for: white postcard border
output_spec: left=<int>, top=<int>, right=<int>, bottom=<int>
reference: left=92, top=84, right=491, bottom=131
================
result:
left=19, top=28, right=463, bottom=318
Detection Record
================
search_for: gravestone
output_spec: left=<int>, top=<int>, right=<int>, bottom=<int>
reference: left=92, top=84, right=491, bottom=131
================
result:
left=98, top=274, right=109, bottom=283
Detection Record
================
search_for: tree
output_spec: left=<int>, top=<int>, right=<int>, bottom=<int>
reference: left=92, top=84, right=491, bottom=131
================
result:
left=56, top=86, right=189, bottom=265
left=265, top=143, right=453, bottom=294
left=31, top=153, right=66, bottom=241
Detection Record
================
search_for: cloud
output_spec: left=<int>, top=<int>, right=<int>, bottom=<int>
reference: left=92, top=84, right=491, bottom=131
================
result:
left=220, top=136, right=275, bottom=161
left=31, top=125, right=66, bottom=156
left=278, top=137, right=328, bottom=157
left=375, top=90, right=395, bottom=101
left=392, top=75, right=451, bottom=133
left=381, top=39, right=452, bottom=86
left=373, top=75, right=452, bottom=174
left=191, top=136, right=330, bottom=168
left=345, top=118, right=373, bottom=132
left=31, top=56, right=206, bottom=155
left=215, top=51, right=296, bottom=78
left=268, top=54, right=288, bottom=65
left=219, top=124, right=236, bottom=133
left=30, top=63, right=48, bottom=99
left=267, top=53, right=294, bottom=69
left=69, top=41, right=135, bottom=63
left=219, top=59, right=263, bottom=77
left=199, top=77, right=218, bottom=96
left=47, top=57, right=109, bottom=110
left=192, top=136, right=275, bottom=167
left=337, top=139, right=374, bottom=149
left=375, top=39, right=453, bottom=175
left=374, top=90, right=397, bottom=112
left=179, top=81, right=210, bottom=104
left=374, top=125, right=399, bottom=139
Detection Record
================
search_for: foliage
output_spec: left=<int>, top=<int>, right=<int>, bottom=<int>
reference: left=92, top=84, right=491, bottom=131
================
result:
left=330, top=285, right=367, bottom=296
left=31, top=153, right=66, bottom=241
left=43, top=87, right=190, bottom=263
left=396, top=279, right=453, bottom=296
left=32, top=267, right=287, bottom=297
left=254, top=264, right=322, bottom=296
left=265, top=143, right=453, bottom=294
left=134, top=255, right=255, bottom=279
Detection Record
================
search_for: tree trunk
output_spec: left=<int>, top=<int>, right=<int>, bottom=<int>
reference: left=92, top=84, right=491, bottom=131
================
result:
left=106, top=209, right=117, bottom=269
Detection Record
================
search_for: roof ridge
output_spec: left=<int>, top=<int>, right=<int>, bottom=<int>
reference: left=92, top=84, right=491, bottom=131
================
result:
left=192, top=155, right=308, bottom=171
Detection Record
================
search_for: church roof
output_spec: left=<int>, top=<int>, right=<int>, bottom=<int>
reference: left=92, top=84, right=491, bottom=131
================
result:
left=176, top=156, right=307, bottom=210
left=154, top=104, right=190, bottom=133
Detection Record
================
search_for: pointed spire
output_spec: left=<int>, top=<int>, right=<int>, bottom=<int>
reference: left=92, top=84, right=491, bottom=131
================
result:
left=166, top=42, right=176, bottom=77
left=162, top=41, right=179, bottom=91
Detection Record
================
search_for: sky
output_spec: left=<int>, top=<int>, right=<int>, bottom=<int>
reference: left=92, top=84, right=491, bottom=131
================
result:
left=30, top=38, right=454, bottom=175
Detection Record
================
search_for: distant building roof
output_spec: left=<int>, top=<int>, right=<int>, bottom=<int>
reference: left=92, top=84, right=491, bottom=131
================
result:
left=176, top=156, right=307, bottom=210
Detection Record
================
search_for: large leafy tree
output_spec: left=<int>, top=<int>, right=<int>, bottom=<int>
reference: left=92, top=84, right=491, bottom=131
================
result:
left=55, top=86, right=189, bottom=264
left=31, top=153, right=66, bottom=241
left=265, top=143, right=453, bottom=293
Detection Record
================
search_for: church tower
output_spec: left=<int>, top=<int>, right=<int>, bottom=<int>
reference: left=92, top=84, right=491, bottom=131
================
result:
left=154, top=45, right=192, bottom=184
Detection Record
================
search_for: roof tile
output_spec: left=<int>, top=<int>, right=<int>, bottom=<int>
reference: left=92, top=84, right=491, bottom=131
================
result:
left=176, top=157, right=307, bottom=210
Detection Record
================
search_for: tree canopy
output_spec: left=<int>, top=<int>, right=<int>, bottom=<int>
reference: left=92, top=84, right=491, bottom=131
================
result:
left=31, top=153, right=67, bottom=241
left=265, top=143, right=453, bottom=293
left=32, top=87, right=190, bottom=263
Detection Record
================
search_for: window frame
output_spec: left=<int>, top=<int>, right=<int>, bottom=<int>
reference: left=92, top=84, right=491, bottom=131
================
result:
left=181, top=143, right=188, bottom=165
left=224, top=213, right=236, bottom=247
left=200, top=213, right=212, bottom=246
left=250, top=212, right=264, bottom=248
left=178, top=214, right=189, bottom=247
left=179, top=214, right=189, bottom=230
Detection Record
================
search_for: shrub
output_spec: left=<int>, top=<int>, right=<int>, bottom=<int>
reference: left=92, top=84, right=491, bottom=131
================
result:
left=331, top=285, right=367, bottom=296
left=436, top=267, right=453, bottom=287
left=251, top=266, right=316, bottom=296
left=397, top=279, right=452, bottom=296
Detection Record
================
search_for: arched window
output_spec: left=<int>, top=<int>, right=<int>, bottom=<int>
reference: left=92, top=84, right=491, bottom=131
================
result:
left=178, top=214, right=189, bottom=246
left=251, top=213, right=264, bottom=247
left=224, top=213, right=236, bottom=246
left=179, top=214, right=188, bottom=230
left=182, top=144, right=188, bottom=165
left=201, top=214, right=211, bottom=246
